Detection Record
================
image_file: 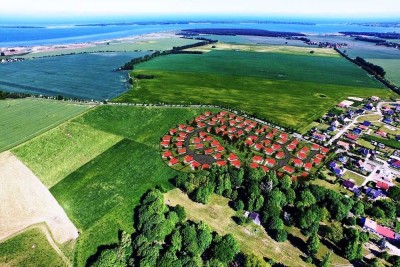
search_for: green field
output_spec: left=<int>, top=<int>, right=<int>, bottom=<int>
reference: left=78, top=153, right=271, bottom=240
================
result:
left=15, top=105, right=215, bottom=266
left=21, top=38, right=199, bottom=59
left=114, top=49, right=394, bottom=131
left=12, top=122, right=123, bottom=188
left=0, top=227, right=65, bottom=267
left=0, top=98, right=90, bottom=152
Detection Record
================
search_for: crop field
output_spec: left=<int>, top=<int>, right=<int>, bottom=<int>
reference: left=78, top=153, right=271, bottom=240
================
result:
left=0, top=98, right=90, bottom=152
left=0, top=226, right=65, bottom=267
left=114, top=49, right=394, bottom=131
left=0, top=52, right=148, bottom=100
left=15, top=105, right=215, bottom=266
left=12, top=122, right=123, bottom=188
left=22, top=37, right=199, bottom=59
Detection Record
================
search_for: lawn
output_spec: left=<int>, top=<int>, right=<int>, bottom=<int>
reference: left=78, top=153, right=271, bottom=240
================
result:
left=14, top=105, right=215, bottom=266
left=12, top=122, right=123, bottom=188
left=0, top=98, right=90, bottom=152
left=0, top=226, right=66, bottom=267
left=364, top=134, right=400, bottom=149
left=343, top=170, right=366, bottom=186
left=114, top=49, right=395, bottom=131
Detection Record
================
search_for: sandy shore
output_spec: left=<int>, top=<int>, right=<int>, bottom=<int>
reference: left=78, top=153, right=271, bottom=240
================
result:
left=0, top=31, right=179, bottom=56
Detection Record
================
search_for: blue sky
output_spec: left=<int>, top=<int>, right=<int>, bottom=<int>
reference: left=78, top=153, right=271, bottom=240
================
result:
left=2, top=0, right=400, bottom=18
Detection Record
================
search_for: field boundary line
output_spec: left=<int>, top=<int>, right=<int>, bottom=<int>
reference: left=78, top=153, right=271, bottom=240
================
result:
left=0, top=222, right=71, bottom=267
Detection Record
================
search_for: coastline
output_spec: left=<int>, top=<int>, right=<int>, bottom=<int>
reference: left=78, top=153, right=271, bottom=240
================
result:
left=0, top=31, right=180, bottom=58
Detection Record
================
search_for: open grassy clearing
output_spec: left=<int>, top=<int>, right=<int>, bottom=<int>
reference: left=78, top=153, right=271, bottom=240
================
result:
left=0, top=226, right=66, bottom=267
left=115, top=49, right=394, bottom=131
left=165, top=188, right=350, bottom=266
left=356, top=114, right=383, bottom=122
left=13, top=122, right=123, bottom=188
left=343, top=170, right=366, bottom=186
left=0, top=99, right=90, bottom=152
left=22, top=37, right=199, bottom=59
left=14, top=105, right=216, bottom=266
left=185, top=42, right=339, bottom=57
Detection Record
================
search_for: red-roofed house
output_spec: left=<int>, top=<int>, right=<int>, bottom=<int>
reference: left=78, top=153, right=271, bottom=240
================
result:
left=321, top=147, right=329, bottom=155
left=204, top=136, right=213, bottom=142
left=272, top=144, right=281, bottom=151
left=277, top=138, right=287, bottom=144
left=161, top=141, right=170, bottom=148
left=304, top=162, right=312, bottom=171
left=215, top=161, right=227, bottom=167
left=263, top=139, right=271, bottom=146
left=211, top=140, right=221, bottom=147
left=266, top=133, right=274, bottom=139
left=199, top=132, right=208, bottom=138
left=376, top=181, right=390, bottom=191
left=184, top=155, right=194, bottom=164
left=175, top=141, right=183, bottom=148
left=178, top=148, right=187, bottom=155
left=265, top=158, right=276, bottom=167
left=254, top=143, right=264, bottom=151
left=177, top=137, right=185, bottom=142
left=264, top=148, right=274, bottom=156
left=287, top=144, right=296, bottom=151
left=192, top=137, right=202, bottom=144
left=205, top=148, right=214, bottom=155
left=202, top=164, right=210, bottom=170
left=228, top=154, right=239, bottom=162
left=311, top=144, right=320, bottom=151
left=280, top=133, right=288, bottom=139
left=313, top=157, right=322, bottom=165
left=301, top=147, right=309, bottom=153
left=292, top=158, right=303, bottom=167
left=190, top=161, right=201, bottom=170
left=283, top=166, right=295, bottom=174
left=204, top=111, right=212, bottom=116
left=231, top=160, right=241, bottom=168
left=169, top=129, right=177, bottom=135
left=186, top=126, right=194, bottom=133
left=195, top=143, right=204, bottom=150
left=376, top=225, right=396, bottom=240
left=178, top=124, right=186, bottom=131
left=197, top=122, right=206, bottom=128
left=216, top=146, right=225, bottom=152
left=260, top=166, right=269, bottom=173
left=162, top=150, right=172, bottom=159
left=316, top=154, right=324, bottom=160
left=245, top=140, right=254, bottom=147
left=297, top=152, right=307, bottom=160
left=253, top=155, right=264, bottom=164
left=178, top=132, right=187, bottom=138
left=346, top=133, right=358, bottom=142
left=169, top=157, right=179, bottom=166
left=214, top=153, right=222, bottom=160
left=250, top=162, right=259, bottom=169
left=376, top=131, right=387, bottom=138
left=276, top=152, right=285, bottom=159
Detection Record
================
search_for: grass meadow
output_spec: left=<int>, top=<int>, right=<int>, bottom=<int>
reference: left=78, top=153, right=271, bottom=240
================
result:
left=114, top=49, right=395, bottom=131
left=15, top=105, right=215, bottom=266
left=0, top=99, right=90, bottom=152
left=0, top=227, right=65, bottom=267
left=12, top=122, right=123, bottom=188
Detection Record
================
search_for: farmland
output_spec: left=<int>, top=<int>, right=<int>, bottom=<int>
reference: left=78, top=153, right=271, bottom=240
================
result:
left=12, top=122, right=123, bottom=188
left=0, top=98, right=90, bottom=152
left=14, top=105, right=215, bottom=266
left=0, top=226, right=66, bottom=267
left=114, top=48, right=395, bottom=130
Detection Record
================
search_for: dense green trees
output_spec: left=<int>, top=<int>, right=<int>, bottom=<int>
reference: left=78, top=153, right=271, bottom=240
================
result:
left=306, top=232, right=320, bottom=256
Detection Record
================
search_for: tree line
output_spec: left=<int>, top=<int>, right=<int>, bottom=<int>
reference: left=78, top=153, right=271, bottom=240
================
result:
left=118, top=38, right=217, bottom=71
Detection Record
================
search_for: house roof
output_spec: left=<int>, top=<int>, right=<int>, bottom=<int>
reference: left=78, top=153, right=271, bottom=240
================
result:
left=363, top=121, right=372, bottom=127
left=228, top=154, right=239, bottom=161
left=169, top=157, right=179, bottom=166
left=283, top=166, right=295, bottom=174
left=162, top=150, right=172, bottom=158
left=178, top=148, right=187, bottom=154
left=293, top=158, right=303, bottom=166
left=376, top=225, right=396, bottom=239
left=376, top=181, right=390, bottom=190
left=249, top=212, right=261, bottom=225
left=252, top=155, right=264, bottom=163
left=202, top=164, right=210, bottom=170
left=264, top=148, right=274, bottom=155
left=343, top=179, right=355, bottom=189
left=184, top=155, right=194, bottom=163
left=215, top=160, right=227, bottom=167
left=272, top=144, right=281, bottom=150
left=346, top=133, right=358, bottom=141
left=231, top=160, right=241, bottom=168
left=304, top=162, right=312, bottom=170
left=276, top=152, right=285, bottom=159
left=250, top=163, right=259, bottom=169
left=311, top=144, right=320, bottom=150
left=297, top=152, right=307, bottom=160
left=191, top=161, right=201, bottom=169
left=265, top=158, right=276, bottom=166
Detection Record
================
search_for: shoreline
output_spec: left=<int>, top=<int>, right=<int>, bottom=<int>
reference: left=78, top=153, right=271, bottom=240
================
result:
left=0, top=31, right=180, bottom=57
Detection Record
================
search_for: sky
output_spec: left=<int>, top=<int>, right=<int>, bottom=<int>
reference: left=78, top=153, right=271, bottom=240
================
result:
left=2, top=0, right=400, bottom=19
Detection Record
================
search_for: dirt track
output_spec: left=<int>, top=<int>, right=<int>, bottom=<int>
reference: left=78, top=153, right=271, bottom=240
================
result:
left=0, top=151, right=78, bottom=244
